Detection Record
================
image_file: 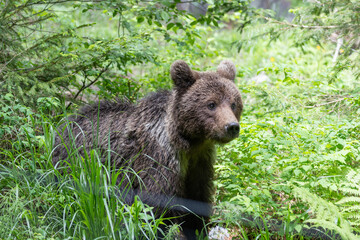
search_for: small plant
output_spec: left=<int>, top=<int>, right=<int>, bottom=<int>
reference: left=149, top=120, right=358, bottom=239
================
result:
left=293, top=187, right=358, bottom=240
left=337, top=169, right=360, bottom=230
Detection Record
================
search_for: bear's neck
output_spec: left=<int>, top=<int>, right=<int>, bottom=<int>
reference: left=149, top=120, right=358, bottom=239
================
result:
left=179, top=140, right=214, bottom=172
left=178, top=141, right=216, bottom=201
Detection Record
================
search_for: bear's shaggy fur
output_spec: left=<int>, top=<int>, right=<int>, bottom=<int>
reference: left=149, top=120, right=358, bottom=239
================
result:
left=52, top=60, right=243, bottom=239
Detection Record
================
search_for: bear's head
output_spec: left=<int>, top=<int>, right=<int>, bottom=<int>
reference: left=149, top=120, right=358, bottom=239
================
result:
left=169, top=60, right=243, bottom=148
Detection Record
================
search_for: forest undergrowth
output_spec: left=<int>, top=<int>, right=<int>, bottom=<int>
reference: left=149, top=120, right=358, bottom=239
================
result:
left=1, top=0, right=360, bottom=239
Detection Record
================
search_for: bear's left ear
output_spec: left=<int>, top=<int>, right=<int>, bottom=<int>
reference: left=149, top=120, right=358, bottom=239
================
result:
left=217, top=60, right=236, bottom=81
left=170, top=60, right=199, bottom=89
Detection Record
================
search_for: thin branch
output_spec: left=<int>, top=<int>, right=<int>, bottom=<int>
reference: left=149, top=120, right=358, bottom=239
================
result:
left=262, top=16, right=342, bottom=30
left=0, top=24, right=92, bottom=72
left=305, top=97, right=350, bottom=108
left=14, top=55, right=63, bottom=73
left=66, top=62, right=112, bottom=109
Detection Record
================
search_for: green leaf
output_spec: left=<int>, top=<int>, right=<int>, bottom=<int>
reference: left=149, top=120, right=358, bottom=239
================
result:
left=166, top=23, right=175, bottom=30
left=294, top=224, right=302, bottom=233
left=160, top=11, right=170, bottom=22
left=212, top=19, right=219, bottom=27
left=302, top=165, right=312, bottom=171
left=188, top=37, right=195, bottom=45
left=137, top=16, right=145, bottom=23
left=294, top=169, right=302, bottom=176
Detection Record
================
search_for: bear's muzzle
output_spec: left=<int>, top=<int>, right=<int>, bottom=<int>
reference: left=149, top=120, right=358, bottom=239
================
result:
left=225, top=122, right=240, bottom=139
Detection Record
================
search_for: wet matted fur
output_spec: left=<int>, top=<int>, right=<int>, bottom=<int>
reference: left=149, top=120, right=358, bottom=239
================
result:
left=53, top=60, right=243, bottom=239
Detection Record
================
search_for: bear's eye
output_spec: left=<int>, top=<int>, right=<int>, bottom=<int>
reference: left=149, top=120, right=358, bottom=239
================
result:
left=231, top=103, right=236, bottom=111
left=208, top=102, right=216, bottom=110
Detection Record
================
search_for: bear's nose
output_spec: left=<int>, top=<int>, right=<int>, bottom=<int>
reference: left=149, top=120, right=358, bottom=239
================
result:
left=225, top=122, right=240, bottom=138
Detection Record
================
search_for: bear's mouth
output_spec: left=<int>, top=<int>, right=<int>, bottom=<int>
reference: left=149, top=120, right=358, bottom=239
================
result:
left=213, top=134, right=239, bottom=144
left=212, top=124, right=240, bottom=144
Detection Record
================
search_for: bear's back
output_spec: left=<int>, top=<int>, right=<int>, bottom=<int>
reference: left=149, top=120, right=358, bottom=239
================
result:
left=52, top=91, right=174, bottom=169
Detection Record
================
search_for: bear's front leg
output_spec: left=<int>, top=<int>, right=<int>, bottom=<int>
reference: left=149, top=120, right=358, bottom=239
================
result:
left=180, top=152, right=215, bottom=239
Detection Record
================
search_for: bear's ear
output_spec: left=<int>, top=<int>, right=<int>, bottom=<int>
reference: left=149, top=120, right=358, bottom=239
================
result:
left=170, top=60, right=198, bottom=89
left=217, top=60, right=236, bottom=81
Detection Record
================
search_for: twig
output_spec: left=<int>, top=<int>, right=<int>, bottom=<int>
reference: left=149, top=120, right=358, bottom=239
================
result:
left=262, top=16, right=341, bottom=30
left=66, top=62, right=112, bottom=110
left=305, top=97, right=350, bottom=108
left=0, top=24, right=92, bottom=73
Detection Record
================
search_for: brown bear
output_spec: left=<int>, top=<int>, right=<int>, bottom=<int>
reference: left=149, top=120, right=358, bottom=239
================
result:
left=52, top=60, right=243, bottom=239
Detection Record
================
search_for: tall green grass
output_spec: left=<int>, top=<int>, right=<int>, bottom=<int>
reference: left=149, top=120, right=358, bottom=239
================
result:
left=0, top=115, right=176, bottom=239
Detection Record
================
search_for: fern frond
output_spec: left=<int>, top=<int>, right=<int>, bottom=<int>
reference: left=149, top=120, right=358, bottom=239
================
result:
left=293, top=187, right=341, bottom=220
left=293, top=187, right=359, bottom=240
left=336, top=169, right=360, bottom=230
left=345, top=212, right=360, bottom=221
left=305, top=219, right=355, bottom=240
left=346, top=169, right=360, bottom=184
left=338, top=187, right=360, bottom=196
left=341, top=205, right=360, bottom=214
left=337, top=196, right=360, bottom=205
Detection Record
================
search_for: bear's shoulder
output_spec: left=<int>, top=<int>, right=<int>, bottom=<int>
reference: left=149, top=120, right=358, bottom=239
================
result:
left=140, top=90, right=171, bottom=105
left=76, top=98, right=134, bottom=119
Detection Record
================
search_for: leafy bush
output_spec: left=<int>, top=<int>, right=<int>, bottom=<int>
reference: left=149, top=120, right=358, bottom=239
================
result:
left=1, top=0, right=360, bottom=239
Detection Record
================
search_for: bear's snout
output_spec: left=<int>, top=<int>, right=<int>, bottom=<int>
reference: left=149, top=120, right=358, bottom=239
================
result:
left=225, top=122, right=240, bottom=139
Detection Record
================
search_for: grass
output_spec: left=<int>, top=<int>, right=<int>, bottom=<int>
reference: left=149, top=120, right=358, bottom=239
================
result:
left=0, top=116, right=176, bottom=239
left=1, top=8, right=360, bottom=240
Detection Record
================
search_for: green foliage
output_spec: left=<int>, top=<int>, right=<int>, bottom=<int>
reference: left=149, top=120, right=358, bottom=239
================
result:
left=0, top=0, right=250, bottom=109
left=337, top=169, right=360, bottom=229
left=236, top=0, right=360, bottom=79
left=1, top=0, right=360, bottom=239
left=213, top=10, right=360, bottom=236
left=0, top=118, right=174, bottom=239
left=215, top=65, right=360, bottom=236
left=0, top=93, right=39, bottom=151
left=293, top=187, right=358, bottom=240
